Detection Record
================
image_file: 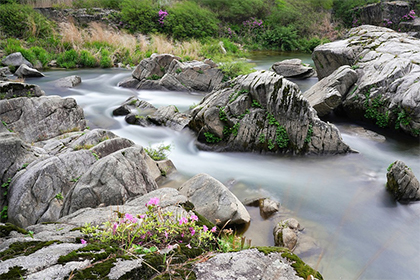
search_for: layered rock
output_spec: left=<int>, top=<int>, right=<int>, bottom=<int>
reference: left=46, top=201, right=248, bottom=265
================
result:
left=14, top=64, right=45, bottom=78
left=272, top=58, right=315, bottom=79
left=386, top=160, right=420, bottom=202
left=120, top=54, right=224, bottom=93
left=189, top=70, right=351, bottom=155
left=0, top=82, right=45, bottom=99
left=54, top=75, right=82, bottom=88
left=304, top=65, right=358, bottom=117
left=313, top=25, right=420, bottom=138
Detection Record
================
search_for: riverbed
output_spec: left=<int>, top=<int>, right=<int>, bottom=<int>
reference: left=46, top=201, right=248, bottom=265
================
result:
left=23, top=53, right=420, bottom=280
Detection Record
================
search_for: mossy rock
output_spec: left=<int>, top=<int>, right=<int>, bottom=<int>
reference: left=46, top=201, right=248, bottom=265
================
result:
left=0, top=240, right=60, bottom=261
left=0, top=223, right=28, bottom=237
left=0, top=266, right=27, bottom=280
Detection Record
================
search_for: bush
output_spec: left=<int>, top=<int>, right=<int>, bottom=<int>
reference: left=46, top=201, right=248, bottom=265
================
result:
left=72, top=0, right=123, bottom=9
left=163, top=1, right=219, bottom=40
left=218, top=59, right=255, bottom=79
left=144, top=143, right=172, bottom=161
left=261, top=25, right=300, bottom=51
left=332, top=0, right=380, bottom=26
left=79, top=50, right=98, bottom=67
left=0, top=3, right=54, bottom=39
left=100, top=49, right=113, bottom=68
left=30, top=46, right=51, bottom=67
left=57, top=49, right=79, bottom=69
left=120, top=0, right=159, bottom=34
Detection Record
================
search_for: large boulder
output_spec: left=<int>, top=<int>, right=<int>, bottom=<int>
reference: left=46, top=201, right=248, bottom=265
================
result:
left=0, top=82, right=45, bottom=99
left=313, top=25, right=420, bottom=138
left=178, top=173, right=250, bottom=226
left=14, top=64, right=45, bottom=78
left=147, top=105, right=191, bottom=131
left=1, top=52, right=33, bottom=68
left=61, top=146, right=158, bottom=216
left=124, top=54, right=223, bottom=93
left=304, top=65, right=358, bottom=116
left=189, top=70, right=351, bottom=155
left=0, top=96, right=86, bottom=142
left=54, top=75, right=82, bottom=88
left=386, top=160, right=420, bottom=202
left=272, top=58, right=315, bottom=79
left=353, top=1, right=411, bottom=27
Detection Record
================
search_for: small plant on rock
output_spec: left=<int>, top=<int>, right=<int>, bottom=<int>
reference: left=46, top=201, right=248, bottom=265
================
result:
left=144, top=143, right=172, bottom=161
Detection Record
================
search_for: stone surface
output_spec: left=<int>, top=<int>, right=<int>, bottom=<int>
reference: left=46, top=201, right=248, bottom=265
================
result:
left=0, top=82, right=45, bottom=99
left=386, top=160, right=420, bottom=202
left=313, top=25, right=420, bottom=138
left=54, top=75, right=82, bottom=88
left=178, top=173, right=250, bottom=226
left=272, top=59, right=315, bottom=79
left=260, top=198, right=280, bottom=218
left=304, top=65, right=358, bottom=116
left=0, top=96, right=86, bottom=142
left=147, top=105, right=191, bottom=131
left=189, top=70, right=352, bottom=155
left=273, top=218, right=302, bottom=251
left=1, top=52, right=33, bottom=68
left=14, top=64, right=45, bottom=78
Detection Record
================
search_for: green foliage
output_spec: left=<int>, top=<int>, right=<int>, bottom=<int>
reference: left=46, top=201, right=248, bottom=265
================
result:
left=0, top=206, right=8, bottom=221
left=364, top=90, right=389, bottom=128
left=146, top=74, right=162, bottom=80
left=79, top=50, right=98, bottom=67
left=100, top=49, right=113, bottom=68
left=305, top=124, right=313, bottom=143
left=72, top=0, right=122, bottom=9
left=55, top=193, right=64, bottom=200
left=332, top=0, right=380, bottom=26
left=120, top=0, right=159, bottom=34
left=387, top=162, right=395, bottom=172
left=219, top=107, right=228, bottom=122
left=259, top=133, right=266, bottom=144
left=267, top=139, right=275, bottom=150
left=281, top=251, right=324, bottom=280
left=231, top=123, right=240, bottom=136
left=0, top=3, right=54, bottom=39
left=204, top=132, right=221, bottom=143
left=261, top=25, right=300, bottom=51
left=29, top=46, right=51, bottom=67
left=0, top=265, right=27, bottom=280
left=164, top=1, right=219, bottom=40
left=267, top=113, right=279, bottom=126
left=394, top=107, right=411, bottom=130
left=1, top=178, right=11, bottom=198
left=251, top=99, right=263, bottom=108
left=219, top=60, right=255, bottom=79
left=275, top=126, right=289, bottom=148
left=57, top=49, right=79, bottom=69
left=144, top=143, right=172, bottom=161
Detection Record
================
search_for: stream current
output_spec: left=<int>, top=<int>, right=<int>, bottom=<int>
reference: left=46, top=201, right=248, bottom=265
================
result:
left=24, top=52, right=420, bottom=280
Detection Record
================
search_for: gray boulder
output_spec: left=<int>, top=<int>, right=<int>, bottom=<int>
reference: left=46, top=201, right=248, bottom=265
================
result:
left=189, top=70, right=352, bottom=155
left=54, top=75, right=82, bottom=88
left=0, top=96, right=86, bottom=142
left=304, top=65, right=358, bottom=116
left=133, top=53, right=181, bottom=81
left=113, top=97, right=156, bottom=117
left=15, top=64, right=45, bottom=78
left=178, top=173, right=250, bottom=226
left=0, top=81, right=45, bottom=99
left=386, top=160, right=420, bottom=202
left=353, top=1, right=411, bottom=27
left=148, top=105, right=191, bottom=131
left=313, top=25, right=420, bottom=138
left=0, top=67, right=11, bottom=80
left=61, top=146, right=158, bottom=216
left=1, top=52, right=33, bottom=68
left=272, top=58, right=315, bottom=79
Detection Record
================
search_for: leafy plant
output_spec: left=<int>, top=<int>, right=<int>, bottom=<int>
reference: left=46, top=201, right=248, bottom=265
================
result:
left=219, top=107, right=228, bottom=122
left=259, top=133, right=266, bottom=144
left=204, top=132, right=221, bottom=143
left=144, top=143, right=172, bottom=161
left=275, top=126, right=289, bottom=148
left=305, top=124, right=313, bottom=143
left=0, top=206, right=8, bottom=221
left=55, top=193, right=64, bottom=200
left=57, top=49, right=79, bottom=69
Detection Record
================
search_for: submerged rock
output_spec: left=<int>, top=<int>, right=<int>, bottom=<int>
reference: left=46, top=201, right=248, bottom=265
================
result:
left=386, top=160, right=420, bottom=202
left=189, top=70, right=351, bottom=155
left=272, top=58, right=315, bottom=79
left=313, top=25, right=420, bottom=138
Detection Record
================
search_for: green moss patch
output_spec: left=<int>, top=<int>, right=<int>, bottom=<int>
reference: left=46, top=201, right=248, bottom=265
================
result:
left=0, top=223, right=28, bottom=237
left=0, top=241, right=60, bottom=261
left=0, top=266, right=27, bottom=280
left=58, top=243, right=118, bottom=264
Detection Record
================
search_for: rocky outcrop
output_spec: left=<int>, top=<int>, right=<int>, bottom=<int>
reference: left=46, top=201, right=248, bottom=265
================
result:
left=121, top=54, right=224, bottom=93
left=1, top=52, right=33, bottom=68
left=386, top=160, right=420, bottom=202
left=0, top=96, right=86, bottom=142
left=178, top=173, right=251, bottom=226
left=14, top=64, right=45, bottom=78
left=35, top=7, right=118, bottom=26
left=0, top=82, right=45, bottom=99
left=313, top=25, right=420, bottom=138
left=304, top=65, right=358, bottom=117
left=54, top=75, right=82, bottom=88
left=272, top=59, right=315, bottom=79
left=189, top=70, right=351, bottom=155
left=353, top=1, right=412, bottom=28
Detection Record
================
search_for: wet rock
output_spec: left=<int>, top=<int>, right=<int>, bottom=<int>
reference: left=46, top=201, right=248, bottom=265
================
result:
left=112, top=97, right=157, bottom=117
left=189, top=70, right=351, bottom=155
left=14, top=64, right=45, bottom=78
left=304, top=65, right=357, bottom=117
left=272, top=58, right=315, bottom=79
left=178, top=173, right=251, bottom=226
left=0, top=82, right=45, bottom=99
left=117, top=77, right=140, bottom=88
left=54, top=75, right=81, bottom=88
left=0, top=67, right=11, bottom=80
left=273, top=218, right=302, bottom=250
left=313, top=25, right=420, bottom=138
left=244, top=197, right=279, bottom=218
left=1, top=52, right=33, bottom=68
left=148, top=105, right=191, bottom=131
left=386, top=160, right=420, bottom=202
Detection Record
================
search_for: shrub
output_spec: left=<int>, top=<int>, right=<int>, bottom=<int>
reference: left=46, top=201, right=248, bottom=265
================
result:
left=29, top=46, right=51, bottom=67
left=144, top=143, right=172, bottom=161
left=57, top=49, right=79, bottom=68
left=332, top=0, right=380, bottom=26
left=164, top=1, right=219, bottom=40
left=79, top=50, right=98, bottom=67
left=120, top=0, right=159, bottom=34
left=99, top=49, right=112, bottom=68
left=218, top=60, right=255, bottom=79
left=261, top=25, right=300, bottom=51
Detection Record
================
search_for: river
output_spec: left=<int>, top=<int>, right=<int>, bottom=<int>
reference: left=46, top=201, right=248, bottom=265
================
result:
left=23, top=52, right=420, bottom=280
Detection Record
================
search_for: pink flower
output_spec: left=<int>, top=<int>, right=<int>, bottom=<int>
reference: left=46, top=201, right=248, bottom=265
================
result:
left=125, top=213, right=137, bottom=223
left=112, top=223, right=118, bottom=234
left=81, top=239, right=87, bottom=244
left=186, top=244, right=192, bottom=249
left=139, top=214, right=146, bottom=219
left=164, top=231, right=169, bottom=239
left=211, top=226, right=217, bottom=233
left=190, top=214, right=198, bottom=222
left=146, top=197, right=160, bottom=207
left=179, top=217, right=188, bottom=225
left=189, top=227, right=196, bottom=236
left=203, top=225, right=208, bottom=232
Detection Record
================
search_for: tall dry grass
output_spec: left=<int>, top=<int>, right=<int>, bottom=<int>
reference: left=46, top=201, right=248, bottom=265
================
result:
left=19, top=0, right=74, bottom=8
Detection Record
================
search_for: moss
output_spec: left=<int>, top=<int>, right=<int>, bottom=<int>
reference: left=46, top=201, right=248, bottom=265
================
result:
left=255, top=246, right=288, bottom=255
left=0, top=266, right=27, bottom=280
left=0, top=223, right=28, bottom=237
left=281, top=251, right=323, bottom=280
left=180, top=202, right=216, bottom=230
left=65, top=257, right=117, bottom=279
left=58, top=243, right=118, bottom=264
left=0, top=241, right=60, bottom=261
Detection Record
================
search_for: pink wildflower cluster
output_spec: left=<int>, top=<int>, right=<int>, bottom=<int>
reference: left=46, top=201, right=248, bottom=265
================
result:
left=158, top=10, right=168, bottom=26
left=383, top=19, right=393, bottom=27
left=243, top=17, right=263, bottom=28
left=402, top=10, right=416, bottom=21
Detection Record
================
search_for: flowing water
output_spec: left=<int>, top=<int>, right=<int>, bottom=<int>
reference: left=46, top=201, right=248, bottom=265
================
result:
left=23, top=53, right=420, bottom=280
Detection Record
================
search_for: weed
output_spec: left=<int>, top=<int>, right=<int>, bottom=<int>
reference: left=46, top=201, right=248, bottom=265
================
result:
left=364, top=89, right=389, bottom=128
left=219, top=106, right=228, bottom=122
left=251, top=99, right=263, bottom=108
left=394, top=107, right=411, bottom=130
left=259, top=133, right=266, bottom=144
left=144, top=143, right=172, bottom=161
left=55, top=193, right=64, bottom=200
left=231, top=123, right=240, bottom=136
left=0, top=206, right=8, bottom=221
left=1, top=121, right=13, bottom=132
left=268, top=139, right=275, bottom=150
left=275, top=126, right=289, bottom=148
left=204, top=132, right=221, bottom=143
left=91, top=152, right=100, bottom=160
left=146, top=74, right=162, bottom=80
left=305, top=124, right=313, bottom=143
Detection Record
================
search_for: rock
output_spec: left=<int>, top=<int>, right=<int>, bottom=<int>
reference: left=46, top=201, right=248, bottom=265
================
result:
left=61, top=146, right=158, bottom=216
left=117, top=77, right=140, bottom=88
left=194, top=248, right=320, bottom=280
left=178, top=173, right=250, bottom=226
left=260, top=198, right=280, bottom=218
left=133, top=53, right=181, bottom=81
left=189, top=70, right=352, bottom=155
left=304, top=65, right=358, bottom=116
left=353, top=1, right=411, bottom=27
left=1, top=52, right=33, bottom=68
left=0, top=96, right=86, bottom=142
left=272, top=58, right=315, bottom=79
left=0, top=82, right=45, bottom=99
left=0, top=67, right=11, bottom=80
left=14, top=64, right=45, bottom=78
left=112, top=97, right=157, bottom=117
left=313, top=25, right=420, bottom=138
left=112, top=105, right=131, bottom=116
left=159, top=73, right=189, bottom=92
left=148, top=105, right=191, bottom=131
left=54, top=75, right=81, bottom=88
left=48, top=60, right=58, bottom=68
left=273, top=218, right=302, bottom=250
left=386, top=160, right=420, bottom=202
